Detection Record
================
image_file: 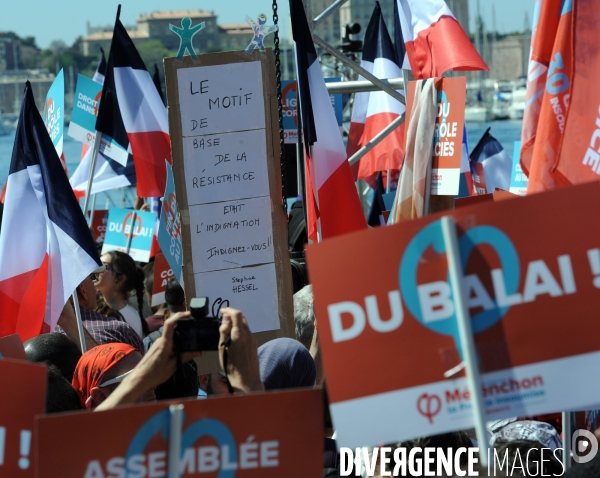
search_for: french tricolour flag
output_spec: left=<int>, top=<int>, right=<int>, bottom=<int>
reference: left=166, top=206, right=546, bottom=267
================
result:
left=290, top=0, right=366, bottom=241
left=470, top=128, right=512, bottom=193
left=0, top=82, right=101, bottom=341
left=70, top=147, right=136, bottom=198
left=70, top=46, right=137, bottom=199
left=396, top=0, right=488, bottom=79
left=96, top=8, right=170, bottom=198
left=347, top=2, right=405, bottom=182
left=92, top=47, right=107, bottom=84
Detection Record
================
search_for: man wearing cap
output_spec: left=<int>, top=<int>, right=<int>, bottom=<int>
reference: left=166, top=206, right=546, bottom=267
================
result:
left=55, top=266, right=144, bottom=354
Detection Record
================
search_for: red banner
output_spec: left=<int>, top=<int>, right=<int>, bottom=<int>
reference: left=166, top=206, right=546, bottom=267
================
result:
left=36, top=389, right=322, bottom=477
left=0, top=359, right=46, bottom=478
left=89, top=210, right=109, bottom=243
left=0, top=334, right=26, bottom=360
left=405, top=76, right=466, bottom=196
left=152, top=253, right=173, bottom=306
left=307, top=182, right=600, bottom=447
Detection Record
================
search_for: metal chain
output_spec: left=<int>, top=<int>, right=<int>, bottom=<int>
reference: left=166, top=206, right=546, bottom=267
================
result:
left=272, top=0, right=287, bottom=209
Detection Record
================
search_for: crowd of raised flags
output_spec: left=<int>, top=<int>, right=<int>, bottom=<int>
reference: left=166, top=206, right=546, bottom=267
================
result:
left=0, top=0, right=580, bottom=339
left=0, top=0, right=597, bottom=438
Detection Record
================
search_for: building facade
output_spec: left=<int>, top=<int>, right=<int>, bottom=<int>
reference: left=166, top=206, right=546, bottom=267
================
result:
left=0, top=70, right=54, bottom=114
left=0, top=38, right=22, bottom=71
left=82, top=10, right=259, bottom=57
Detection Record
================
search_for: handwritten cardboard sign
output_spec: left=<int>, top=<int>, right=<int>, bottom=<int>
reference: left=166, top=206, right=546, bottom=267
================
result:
left=190, top=196, right=274, bottom=273
left=165, top=50, right=294, bottom=371
left=307, top=181, right=600, bottom=448
left=0, top=359, right=46, bottom=478
left=36, top=389, right=322, bottom=478
left=102, top=207, right=156, bottom=262
left=405, top=76, right=466, bottom=196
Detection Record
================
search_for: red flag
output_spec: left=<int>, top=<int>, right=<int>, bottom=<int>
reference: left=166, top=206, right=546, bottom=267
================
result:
left=347, top=3, right=405, bottom=183
left=96, top=11, right=170, bottom=198
left=552, top=0, right=600, bottom=187
left=520, top=0, right=562, bottom=177
left=0, top=83, right=101, bottom=341
left=396, top=0, right=488, bottom=79
left=291, top=0, right=366, bottom=241
left=526, top=0, right=574, bottom=193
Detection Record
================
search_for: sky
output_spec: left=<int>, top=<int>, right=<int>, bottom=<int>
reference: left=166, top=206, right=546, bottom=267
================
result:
left=0, top=0, right=535, bottom=49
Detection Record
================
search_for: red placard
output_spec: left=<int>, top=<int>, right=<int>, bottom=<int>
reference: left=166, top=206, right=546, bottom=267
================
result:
left=405, top=76, right=466, bottom=196
left=455, top=193, right=493, bottom=209
left=89, top=210, right=109, bottom=243
left=0, top=334, right=27, bottom=360
left=36, top=389, right=322, bottom=477
left=152, top=253, right=174, bottom=306
left=306, top=182, right=600, bottom=447
left=0, top=359, right=46, bottom=478
left=471, top=160, right=487, bottom=195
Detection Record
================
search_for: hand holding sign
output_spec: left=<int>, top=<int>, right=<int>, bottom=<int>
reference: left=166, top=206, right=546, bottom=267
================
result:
left=219, top=308, right=264, bottom=393
left=96, top=312, right=202, bottom=411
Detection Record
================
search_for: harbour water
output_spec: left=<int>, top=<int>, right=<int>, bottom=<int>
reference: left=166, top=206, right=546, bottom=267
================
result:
left=0, top=119, right=523, bottom=204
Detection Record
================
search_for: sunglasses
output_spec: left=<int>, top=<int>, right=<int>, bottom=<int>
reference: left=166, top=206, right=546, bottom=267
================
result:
left=99, top=369, right=134, bottom=388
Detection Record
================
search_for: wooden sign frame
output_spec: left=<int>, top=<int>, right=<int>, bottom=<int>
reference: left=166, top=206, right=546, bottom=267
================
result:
left=164, top=50, right=294, bottom=373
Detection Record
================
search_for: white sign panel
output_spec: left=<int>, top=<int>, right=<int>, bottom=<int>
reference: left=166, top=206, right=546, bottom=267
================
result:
left=177, top=59, right=281, bottom=334
left=189, top=197, right=274, bottom=272
left=195, top=263, right=279, bottom=333
left=177, top=62, right=265, bottom=136
left=183, top=129, right=269, bottom=205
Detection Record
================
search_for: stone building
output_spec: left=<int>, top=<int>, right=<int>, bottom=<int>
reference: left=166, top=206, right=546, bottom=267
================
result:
left=489, top=34, right=530, bottom=81
left=0, top=38, right=22, bottom=71
left=82, top=10, right=256, bottom=57
left=0, top=70, right=54, bottom=114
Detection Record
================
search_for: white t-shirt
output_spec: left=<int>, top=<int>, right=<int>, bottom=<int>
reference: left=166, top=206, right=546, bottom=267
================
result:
left=119, top=304, right=144, bottom=337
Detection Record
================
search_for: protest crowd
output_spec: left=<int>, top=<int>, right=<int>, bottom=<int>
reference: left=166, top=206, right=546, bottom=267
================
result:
left=1, top=0, right=600, bottom=476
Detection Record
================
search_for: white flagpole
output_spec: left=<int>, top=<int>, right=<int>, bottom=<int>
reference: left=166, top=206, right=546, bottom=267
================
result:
left=386, top=169, right=391, bottom=194
left=167, top=404, right=184, bottom=478
left=70, top=292, right=87, bottom=353
left=82, top=132, right=103, bottom=222
left=441, top=216, right=489, bottom=466
left=88, top=193, right=97, bottom=227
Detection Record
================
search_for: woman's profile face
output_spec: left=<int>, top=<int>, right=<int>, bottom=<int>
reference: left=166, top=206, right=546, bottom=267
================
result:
left=94, top=253, right=121, bottom=295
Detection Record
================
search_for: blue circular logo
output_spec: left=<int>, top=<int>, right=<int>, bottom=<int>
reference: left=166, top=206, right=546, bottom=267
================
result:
left=399, top=220, right=520, bottom=353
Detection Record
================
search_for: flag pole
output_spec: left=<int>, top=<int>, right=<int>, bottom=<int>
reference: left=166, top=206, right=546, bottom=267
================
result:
left=125, top=211, right=137, bottom=255
left=562, top=412, right=572, bottom=470
left=441, top=216, right=489, bottom=466
left=308, top=145, right=322, bottom=242
left=70, top=292, right=87, bottom=353
left=386, top=169, right=391, bottom=194
left=88, top=193, right=97, bottom=227
left=82, top=131, right=103, bottom=220
left=167, top=404, right=184, bottom=478
left=296, top=87, right=303, bottom=198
